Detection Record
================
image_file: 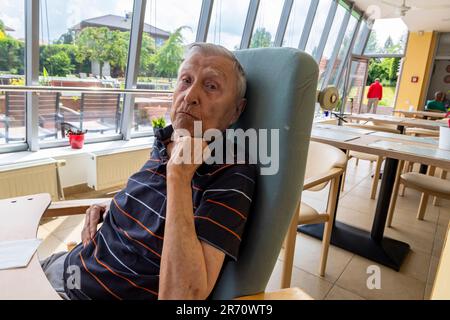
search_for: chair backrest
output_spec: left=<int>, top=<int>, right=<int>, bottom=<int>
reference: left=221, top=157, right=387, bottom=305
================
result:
left=5, top=91, right=26, bottom=128
left=80, top=92, right=121, bottom=124
left=305, top=141, right=347, bottom=192
left=211, top=48, right=318, bottom=299
left=37, top=92, right=60, bottom=130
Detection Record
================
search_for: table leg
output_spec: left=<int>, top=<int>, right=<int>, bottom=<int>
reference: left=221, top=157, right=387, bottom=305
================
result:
left=299, top=157, right=410, bottom=271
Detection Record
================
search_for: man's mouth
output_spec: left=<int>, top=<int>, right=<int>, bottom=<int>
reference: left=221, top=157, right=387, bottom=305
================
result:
left=177, top=111, right=200, bottom=120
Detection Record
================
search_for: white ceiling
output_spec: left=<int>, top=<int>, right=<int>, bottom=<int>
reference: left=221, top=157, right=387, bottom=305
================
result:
left=352, top=0, right=450, bottom=32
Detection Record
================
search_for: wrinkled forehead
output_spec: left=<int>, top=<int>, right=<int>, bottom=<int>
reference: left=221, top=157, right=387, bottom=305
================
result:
left=179, top=52, right=235, bottom=78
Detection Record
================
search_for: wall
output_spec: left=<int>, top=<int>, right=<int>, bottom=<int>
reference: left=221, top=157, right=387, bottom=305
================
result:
left=395, top=32, right=438, bottom=111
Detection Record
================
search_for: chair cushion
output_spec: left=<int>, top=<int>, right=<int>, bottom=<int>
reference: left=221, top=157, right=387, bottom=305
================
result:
left=298, top=202, right=328, bottom=225
left=349, top=151, right=380, bottom=162
left=401, top=172, right=450, bottom=197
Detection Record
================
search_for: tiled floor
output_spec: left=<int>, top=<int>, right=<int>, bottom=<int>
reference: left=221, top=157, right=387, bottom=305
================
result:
left=36, top=159, right=449, bottom=300
left=265, top=159, right=449, bottom=300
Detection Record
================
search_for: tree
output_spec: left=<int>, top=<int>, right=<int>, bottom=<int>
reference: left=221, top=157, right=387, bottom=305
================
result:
left=0, top=38, right=25, bottom=74
left=365, top=30, right=379, bottom=54
left=389, top=57, right=401, bottom=83
left=40, top=44, right=76, bottom=76
left=139, top=33, right=157, bottom=77
left=56, top=30, right=76, bottom=44
left=250, top=28, right=272, bottom=48
left=152, top=27, right=187, bottom=78
left=74, top=27, right=129, bottom=77
left=383, top=36, right=394, bottom=53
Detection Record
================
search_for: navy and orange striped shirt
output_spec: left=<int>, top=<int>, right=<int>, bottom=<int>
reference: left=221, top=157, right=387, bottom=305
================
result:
left=63, top=126, right=257, bottom=300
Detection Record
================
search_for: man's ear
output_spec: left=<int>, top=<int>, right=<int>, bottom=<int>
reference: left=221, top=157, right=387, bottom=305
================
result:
left=230, top=98, right=247, bottom=125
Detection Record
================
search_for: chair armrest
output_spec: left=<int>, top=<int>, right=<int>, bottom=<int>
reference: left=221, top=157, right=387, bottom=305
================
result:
left=303, top=167, right=343, bottom=190
left=235, top=288, right=313, bottom=300
left=43, top=198, right=112, bottom=218
left=59, top=105, right=80, bottom=116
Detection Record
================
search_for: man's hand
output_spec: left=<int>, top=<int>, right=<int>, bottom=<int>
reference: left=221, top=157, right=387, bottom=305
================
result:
left=81, top=201, right=110, bottom=247
left=167, top=136, right=210, bottom=181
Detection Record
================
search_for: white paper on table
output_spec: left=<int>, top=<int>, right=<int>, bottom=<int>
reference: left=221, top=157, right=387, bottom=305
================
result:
left=0, top=238, right=42, bottom=270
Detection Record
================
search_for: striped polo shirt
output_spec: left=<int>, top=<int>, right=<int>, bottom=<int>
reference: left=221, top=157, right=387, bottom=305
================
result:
left=63, top=125, right=257, bottom=300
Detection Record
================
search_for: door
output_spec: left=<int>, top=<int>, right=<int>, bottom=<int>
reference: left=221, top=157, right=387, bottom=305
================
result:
left=340, top=55, right=369, bottom=115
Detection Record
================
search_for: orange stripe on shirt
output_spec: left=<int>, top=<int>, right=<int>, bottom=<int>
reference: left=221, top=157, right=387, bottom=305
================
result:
left=118, top=227, right=161, bottom=259
left=146, top=168, right=166, bottom=179
left=195, top=216, right=241, bottom=241
left=206, top=199, right=247, bottom=220
left=112, top=198, right=164, bottom=240
left=92, top=238, right=158, bottom=297
left=79, top=252, right=122, bottom=300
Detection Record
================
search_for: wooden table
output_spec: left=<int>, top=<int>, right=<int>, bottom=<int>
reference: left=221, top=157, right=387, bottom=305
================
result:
left=0, top=194, right=61, bottom=300
left=393, top=110, right=447, bottom=120
left=345, top=113, right=447, bottom=132
left=301, top=124, right=450, bottom=270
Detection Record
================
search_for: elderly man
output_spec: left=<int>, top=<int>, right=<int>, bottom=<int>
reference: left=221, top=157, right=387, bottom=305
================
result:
left=41, top=43, right=257, bottom=300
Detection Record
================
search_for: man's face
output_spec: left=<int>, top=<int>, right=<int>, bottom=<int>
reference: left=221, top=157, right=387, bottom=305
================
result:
left=170, top=52, right=245, bottom=136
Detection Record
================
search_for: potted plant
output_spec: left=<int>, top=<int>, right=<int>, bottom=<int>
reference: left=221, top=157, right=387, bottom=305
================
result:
left=152, top=117, right=170, bottom=138
left=66, top=127, right=87, bottom=149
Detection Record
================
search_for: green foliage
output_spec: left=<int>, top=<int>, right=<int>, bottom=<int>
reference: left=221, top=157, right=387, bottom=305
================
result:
left=0, top=37, right=24, bottom=74
left=250, top=28, right=272, bottom=48
left=74, top=27, right=129, bottom=77
left=367, top=57, right=401, bottom=86
left=152, top=27, right=187, bottom=78
left=40, top=44, right=77, bottom=76
left=139, top=33, right=157, bottom=77
left=151, top=117, right=166, bottom=129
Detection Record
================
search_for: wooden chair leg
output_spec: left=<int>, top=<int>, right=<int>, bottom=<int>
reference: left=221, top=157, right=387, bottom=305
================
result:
left=417, top=166, right=436, bottom=220
left=341, top=150, right=350, bottom=192
left=370, top=156, right=383, bottom=200
left=387, top=160, right=404, bottom=227
left=281, top=202, right=300, bottom=288
left=319, top=176, right=339, bottom=277
left=399, top=161, right=412, bottom=197
left=433, top=170, right=447, bottom=206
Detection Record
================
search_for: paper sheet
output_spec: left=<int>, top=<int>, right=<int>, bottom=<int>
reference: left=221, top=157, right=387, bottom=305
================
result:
left=0, top=238, right=42, bottom=270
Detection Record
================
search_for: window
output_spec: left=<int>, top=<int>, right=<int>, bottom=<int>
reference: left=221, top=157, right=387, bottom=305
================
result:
left=282, top=0, right=311, bottom=48
left=329, top=15, right=358, bottom=86
left=35, top=0, right=134, bottom=144
left=133, top=0, right=202, bottom=135
left=249, top=0, right=284, bottom=48
left=317, top=4, right=347, bottom=87
left=207, top=0, right=250, bottom=51
left=352, top=20, right=367, bottom=55
left=304, top=0, right=332, bottom=56
left=364, top=18, right=408, bottom=55
left=0, top=0, right=25, bottom=146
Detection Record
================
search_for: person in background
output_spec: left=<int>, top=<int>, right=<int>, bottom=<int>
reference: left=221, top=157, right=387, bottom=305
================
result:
left=425, top=91, right=447, bottom=113
left=366, top=78, right=383, bottom=114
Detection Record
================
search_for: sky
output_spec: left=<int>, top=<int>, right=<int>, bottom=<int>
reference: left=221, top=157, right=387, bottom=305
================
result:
left=0, top=0, right=408, bottom=51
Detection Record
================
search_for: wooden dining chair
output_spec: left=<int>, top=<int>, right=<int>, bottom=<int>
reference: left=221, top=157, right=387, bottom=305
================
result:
left=282, top=141, right=346, bottom=285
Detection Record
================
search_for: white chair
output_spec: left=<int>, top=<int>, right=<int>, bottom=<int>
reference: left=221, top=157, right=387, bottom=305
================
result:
left=282, top=141, right=346, bottom=286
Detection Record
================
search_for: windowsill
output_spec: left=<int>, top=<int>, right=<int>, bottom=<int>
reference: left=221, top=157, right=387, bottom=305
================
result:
left=0, top=136, right=155, bottom=166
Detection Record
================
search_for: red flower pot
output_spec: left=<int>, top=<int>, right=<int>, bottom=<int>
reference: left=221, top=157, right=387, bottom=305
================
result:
left=68, top=133, right=85, bottom=149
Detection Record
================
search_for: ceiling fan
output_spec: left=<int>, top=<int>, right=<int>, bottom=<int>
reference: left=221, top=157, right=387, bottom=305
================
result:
left=381, top=0, right=450, bottom=17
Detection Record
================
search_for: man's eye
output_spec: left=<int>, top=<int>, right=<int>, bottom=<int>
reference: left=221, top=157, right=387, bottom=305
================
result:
left=206, top=83, right=217, bottom=90
left=181, top=78, right=191, bottom=84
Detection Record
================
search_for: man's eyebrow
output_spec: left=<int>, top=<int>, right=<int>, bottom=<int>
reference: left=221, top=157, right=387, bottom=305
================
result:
left=202, top=67, right=227, bottom=79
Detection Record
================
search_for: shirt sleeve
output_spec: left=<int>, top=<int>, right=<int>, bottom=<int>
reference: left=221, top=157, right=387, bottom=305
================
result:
left=194, top=164, right=257, bottom=261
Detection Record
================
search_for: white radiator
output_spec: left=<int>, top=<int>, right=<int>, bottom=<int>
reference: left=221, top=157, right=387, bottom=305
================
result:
left=87, top=146, right=151, bottom=191
left=0, top=158, right=65, bottom=201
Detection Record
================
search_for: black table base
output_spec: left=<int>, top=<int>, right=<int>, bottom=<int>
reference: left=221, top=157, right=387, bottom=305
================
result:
left=298, top=222, right=410, bottom=271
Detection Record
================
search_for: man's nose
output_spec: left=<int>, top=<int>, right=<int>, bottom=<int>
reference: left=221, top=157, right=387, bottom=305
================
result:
left=184, top=82, right=200, bottom=106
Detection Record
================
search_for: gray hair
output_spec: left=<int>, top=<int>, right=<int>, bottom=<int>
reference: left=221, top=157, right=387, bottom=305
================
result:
left=182, top=42, right=247, bottom=100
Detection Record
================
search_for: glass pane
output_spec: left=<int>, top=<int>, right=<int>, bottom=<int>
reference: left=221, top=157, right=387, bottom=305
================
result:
left=364, top=18, right=408, bottom=55
left=304, top=0, right=332, bottom=56
left=352, top=20, right=367, bottom=55
left=344, top=58, right=368, bottom=114
left=0, top=0, right=25, bottom=146
left=249, top=0, right=284, bottom=48
left=329, top=16, right=358, bottom=85
left=282, top=0, right=311, bottom=48
left=317, top=5, right=347, bottom=87
left=37, top=0, right=134, bottom=144
left=207, top=0, right=250, bottom=50
left=133, top=0, right=202, bottom=135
